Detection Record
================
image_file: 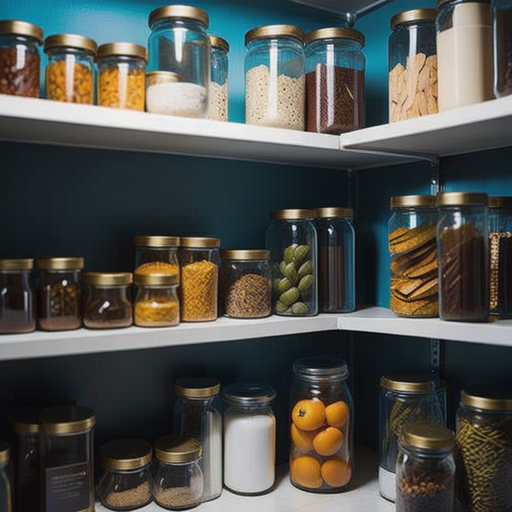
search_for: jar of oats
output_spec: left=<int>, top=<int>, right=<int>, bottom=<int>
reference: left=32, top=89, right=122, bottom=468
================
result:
left=208, top=35, right=229, bottom=121
left=245, top=24, right=306, bottom=130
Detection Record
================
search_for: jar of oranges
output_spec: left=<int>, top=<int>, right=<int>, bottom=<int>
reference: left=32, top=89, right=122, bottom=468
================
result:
left=289, top=356, right=353, bottom=492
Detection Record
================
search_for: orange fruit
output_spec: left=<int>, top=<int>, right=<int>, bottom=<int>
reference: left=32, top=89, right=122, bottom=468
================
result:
left=290, top=455, right=323, bottom=488
left=321, top=457, right=352, bottom=488
left=325, top=400, right=349, bottom=430
left=291, top=399, right=325, bottom=431
left=312, top=426, right=344, bottom=456
left=291, top=423, right=317, bottom=451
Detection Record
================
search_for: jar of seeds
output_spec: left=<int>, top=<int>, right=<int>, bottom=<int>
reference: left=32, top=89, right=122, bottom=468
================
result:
left=209, top=35, right=229, bottom=121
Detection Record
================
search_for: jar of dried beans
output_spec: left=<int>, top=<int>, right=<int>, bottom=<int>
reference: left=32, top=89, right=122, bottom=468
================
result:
left=0, top=19, right=43, bottom=97
left=97, top=42, right=147, bottom=111
left=388, top=9, right=438, bottom=122
left=305, top=27, right=365, bottom=134
left=245, top=24, right=305, bottom=130
left=219, top=249, right=271, bottom=319
left=133, top=235, right=180, bottom=278
left=44, top=33, right=97, bottom=104
left=209, top=35, right=229, bottom=121
left=493, top=0, right=512, bottom=97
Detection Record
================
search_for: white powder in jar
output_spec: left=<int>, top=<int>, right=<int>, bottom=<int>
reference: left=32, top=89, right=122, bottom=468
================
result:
left=208, top=81, right=228, bottom=121
left=146, top=81, right=207, bottom=117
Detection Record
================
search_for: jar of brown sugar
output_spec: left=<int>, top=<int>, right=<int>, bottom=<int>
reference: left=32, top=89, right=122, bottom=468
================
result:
left=133, top=235, right=180, bottom=277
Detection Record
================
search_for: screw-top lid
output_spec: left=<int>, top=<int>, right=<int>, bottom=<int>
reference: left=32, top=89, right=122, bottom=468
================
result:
left=180, top=236, right=221, bottom=248
left=209, top=35, right=229, bottom=52
left=44, top=33, right=98, bottom=55
left=149, top=5, right=209, bottom=29
left=391, top=195, right=436, bottom=209
left=390, top=9, right=438, bottom=30
left=100, top=439, right=153, bottom=470
left=97, top=42, right=147, bottom=61
left=435, top=192, right=488, bottom=207
left=489, top=196, right=512, bottom=209
left=380, top=370, right=444, bottom=393
left=7, top=407, right=42, bottom=434
left=461, top=385, right=512, bottom=411
left=293, top=356, right=349, bottom=381
left=154, top=435, right=202, bottom=463
left=145, top=71, right=183, bottom=84
left=39, top=405, right=96, bottom=435
left=34, top=257, right=84, bottom=271
left=132, top=235, right=180, bottom=247
left=82, top=272, right=133, bottom=286
left=0, top=440, right=10, bottom=464
left=0, top=258, right=33, bottom=271
left=223, top=382, right=276, bottom=406
left=314, top=207, right=354, bottom=219
left=245, top=24, right=304, bottom=45
left=400, top=422, right=455, bottom=450
left=270, top=208, right=315, bottom=221
left=0, top=19, right=43, bottom=42
left=305, top=27, right=365, bottom=47
left=174, top=377, right=221, bottom=398
left=133, top=272, right=178, bottom=286
left=220, top=249, right=270, bottom=260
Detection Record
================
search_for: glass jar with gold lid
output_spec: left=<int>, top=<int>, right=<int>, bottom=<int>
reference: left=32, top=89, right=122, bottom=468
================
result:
left=209, top=35, right=229, bottom=121
left=133, top=235, right=180, bottom=277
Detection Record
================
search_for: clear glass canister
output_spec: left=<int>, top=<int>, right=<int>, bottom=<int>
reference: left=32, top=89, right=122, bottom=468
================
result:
left=98, top=438, right=153, bottom=511
left=0, top=440, right=12, bottom=512
left=379, top=370, right=446, bottom=502
left=436, top=192, right=489, bottom=321
left=97, top=42, right=147, bottom=111
left=153, top=435, right=203, bottom=510
left=209, top=35, right=229, bottom=121
left=245, top=24, right=306, bottom=130
left=179, top=236, right=220, bottom=322
left=456, top=385, right=512, bottom=512
left=389, top=9, right=438, bottom=122
left=304, top=27, right=365, bottom=134
left=0, top=258, right=35, bottom=334
left=147, top=5, right=209, bottom=118
left=266, top=209, right=318, bottom=316
left=396, top=423, right=455, bottom=512
left=489, top=196, right=512, bottom=316
left=436, top=0, right=494, bottom=112
left=173, top=377, right=223, bottom=502
left=219, top=249, right=272, bottom=319
left=289, top=357, right=353, bottom=493
left=34, top=256, right=84, bottom=331
left=223, top=383, right=276, bottom=495
left=0, top=19, right=43, bottom=97
left=493, top=0, right=512, bottom=97
left=82, top=272, right=133, bottom=329
left=314, top=207, right=356, bottom=313
left=44, top=33, right=97, bottom=104
left=389, top=195, right=439, bottom=317
left=133, top=273, right=179, bottom=327
left=133, top=235, right=180, bottom=277
left=39, top=405, right=95, bottom=512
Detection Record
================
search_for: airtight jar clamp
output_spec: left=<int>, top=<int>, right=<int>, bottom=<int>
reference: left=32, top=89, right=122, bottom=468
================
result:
left=209, top=35, right=229, bottom=121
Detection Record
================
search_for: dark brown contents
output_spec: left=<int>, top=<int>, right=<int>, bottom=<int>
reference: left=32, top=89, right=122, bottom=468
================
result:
left=318, top=245, right=345, bottom=312
left=495, top=7, right=512, bottom=97
left=225, top=273, right=271, bottom=318
left=0, top=275, right=35, bottom=334
left=84, top=298, right=132, bottom=329
left=0, top=47, right=40, bottom=97
left=490, top=232, right=512, bottom=315
left=38, top=281, right=82, bottom=331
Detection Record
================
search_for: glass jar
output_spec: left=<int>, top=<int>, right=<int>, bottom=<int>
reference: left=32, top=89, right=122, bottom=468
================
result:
left=97, top=42, right=147, bottom=111
left=0, top=19, right=43, bottom=97
left=133, top=235, right=180, bottom=277
left=153, top=435, right=203, bottom=510
left=245, top=24, right=306, bottom=130
left=314, top=207, right=356, bottom=313
left=493, top=0, right=512, bottom=97
left=223, top=383, right=276, bottom=495
left=34, top=256, right=84, bottom=331
left=379, top=370, right=447, bottom=502
left=456, top=385, right=512, bottom=512
left=147, top=5, right=209, bottom=118
left=219, top=249, right=272, bottom=318
left=39, top=405, right=95, bottom=512
left=209, top=35, right=229, bottom=121
left=98, top=438, right=153, bottom=511
left=304, top=27, right=365, bottom=134
left=44, top=33, right=97, bottom=104
left=82, top=272, right=133, bottom=329
left=0, top=258, right=35, bottom=334
left=266, top=209, right=318, bottom=316
left=289, top=356, right=353, bottom=493
left=436, top=192, right=489, bottom=321
left=389, top=195, right=439, bottom=317
left=133, top=273, right=179, bottom=327
left=489, top=196, right=512, bottom=316
left=173, top=377, right=222, bottom=502
left=0, top=440, right=12, bottom=512
left=436, top=0, right=494, bottom=112
left=179, top=237, right=220, bottom=322
left=396, top=423, right=456, bottom=512
left=389, top=9, right=438, bottom=122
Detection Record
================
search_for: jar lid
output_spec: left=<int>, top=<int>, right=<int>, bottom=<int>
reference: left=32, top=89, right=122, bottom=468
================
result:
left=39, top=405, right=96, bottom=434
left=461, top=385, right=512, bottom=411
left=180, top=236, right=221, bottom=248
left=400, top=422, right=455, bottom=450
left=314, top=207, right=354, bottom=219
left=34, top=257, right=84, bottom=270
left=293, top=356, right=349, bottom=381
left=380, top=370, right=446, bottom=393
left=148, top=5, right=209, bottom=29
left=0, top=19, right=43, bottom=43
left=209, top=34, right=229, bottom=52
left=133, top=273, right=178, bottom=286
left=100, top=439, right=153, bottom=470
left=132, top=235, right=180, bottom=247
left=245, top=24, right=304, bottom=45
left=489, top=196, right=512, bottom=209
left=7, top=407, right=42, bottom=434
left=97, top=42, right=148, bottom=61
left=82, top=272, right=133, bottom=286
left=222, top=383, right=276, bottom=406
left=437, top=0, right=490, bottom=8
left=0, top=440, right=10, bottom=464
left=145, top=71, right=183, bottom=84
left=174, top=377, right=221, bottom=398
left=220, top=249, right=270, bottom=260
left=390, top=195, right=436, bottom=209
left=304, top=27, right=365, bottom=47
left=390, top=8, right=438, bottom=30
left=154, top=435, right=202, bottom=463
left=269, top=209, right=315, bottom=221
left=0, top=258, right=33, bottom=271
left=435, top=192, right=488, bottom=207
left=44, top=33, right=98, bottom=55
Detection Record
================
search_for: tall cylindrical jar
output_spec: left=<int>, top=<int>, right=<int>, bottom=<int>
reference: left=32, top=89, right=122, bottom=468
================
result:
left=436, top=0, right=494, bottom=111
left=389, top=9, right=438, bottom=122
left=289, top=357, right=353, bottom=493
left=173, top=377, right=222, bottom=502
left=133, top=235, right=180, bottom=277
left=0, top=440, right=12, bottom=512
left=223, top=383, right=276, bottom=495
left=314, top=207, right=356, bottom=313
left=456, top=386, right=512, bottom=512
left=389, top=195, right=439, bottom=317
left=209, top=35, right=229, bottom=121
left=0, top=19, right=43, bottom=97
left=245, top=25, right=306, bottom=130
left=305, top=27, right=365, bottom=134
left=493, top=0, right=512, bottom=97
left=147, top=5, right=210, bottom=118
left=436, top=192, right=489, bottom=321
left=266, top=209, right=318, bottom=316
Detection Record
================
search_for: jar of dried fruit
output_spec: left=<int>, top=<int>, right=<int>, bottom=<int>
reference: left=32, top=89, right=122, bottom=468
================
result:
left=0, top=19, right=43, bottom=97
left=132, top=235, right=180, bottom=278
left=208, top=35, right=229, bottom=121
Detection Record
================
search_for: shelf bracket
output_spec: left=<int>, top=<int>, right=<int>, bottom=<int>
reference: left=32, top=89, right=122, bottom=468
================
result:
left=430, top=157, right=444, bottom=195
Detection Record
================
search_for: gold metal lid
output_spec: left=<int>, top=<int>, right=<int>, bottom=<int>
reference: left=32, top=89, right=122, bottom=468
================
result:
left=145, top=71, right=182, bottom=85
left=180, top=236, right=221, bottom=248
left=154, top=435, right=202, bottom=463
left=314, top=207, right=354, bottom=219
left=245, top=24, right=304, bottom=45
left=34, top=257, right=84, bottom=271
left=0, top=19, right=43, bottom=43
left=7, top=407, right=42, bottom=434
left=305, top=27, right=365, bottom=47
left=39, top=405, right=96, bottom=434
left=209, top=35, right=229, bottom=52
left=100, top=439, right=153, bottom=470
left=391, top=9, right=438, bottom=30
left=380, top=370, right=445, bottom=393
left=174, top=377, right=221, bottom=398
left=220, top=249, right=270, bottom=260
left=489, top=196, right=512, bottom=209
left=82, top=272, right=133, bottom=286
left=44, top=33, right=98, bottom=55
left=391, top=195, right=436, bottom=209
left=133, top=272, right=179, bottom=286
left=0, top=440, right=10, bottom=464
left=132, top=235, right=180, bottom=247
left=149, top=5, right=209, bottom=29
left=270, top=208, right=315, bottom=220
left=0, top=258, right=33, bottom=271
left=97, top=42, right=147, bottom=61
left=461, top=386, right=512, bottom=411
left=435, top=192, right=488, bottom=207
left=401, top=422, right=455, bottom=450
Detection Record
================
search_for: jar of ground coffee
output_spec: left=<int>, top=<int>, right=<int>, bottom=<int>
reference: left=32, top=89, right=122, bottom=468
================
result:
left=493, top=0, right=512, bottom=97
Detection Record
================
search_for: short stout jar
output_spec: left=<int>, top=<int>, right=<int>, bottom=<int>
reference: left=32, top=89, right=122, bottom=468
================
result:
left=209, top=35, right=229, bottom=121
left=133, top=235, right=180, bottom=277
left=0, top=440, right=12, bottom=512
